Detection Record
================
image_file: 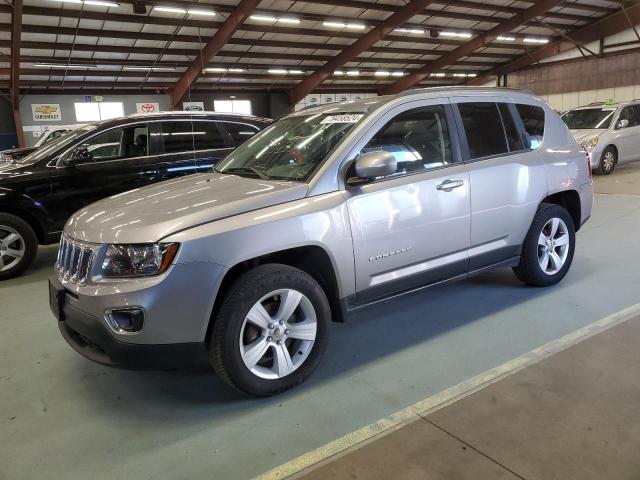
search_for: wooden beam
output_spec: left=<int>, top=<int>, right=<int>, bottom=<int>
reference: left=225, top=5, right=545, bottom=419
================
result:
left=290, top=0, right=436, bottom=105
left=468, top=3, right=640, bottom=85
left=380, top=0, right=566, bottom=95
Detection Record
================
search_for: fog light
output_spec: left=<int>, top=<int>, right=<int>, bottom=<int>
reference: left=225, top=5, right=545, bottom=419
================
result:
left=105, top=308, right=144, bottom=333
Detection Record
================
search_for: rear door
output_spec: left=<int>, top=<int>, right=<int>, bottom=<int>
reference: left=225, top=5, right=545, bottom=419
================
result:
left=451, top=98, right=548, bottom=271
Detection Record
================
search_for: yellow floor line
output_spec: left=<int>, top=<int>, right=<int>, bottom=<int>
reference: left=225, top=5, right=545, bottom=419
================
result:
left=255, top=302, right=640, bottom=480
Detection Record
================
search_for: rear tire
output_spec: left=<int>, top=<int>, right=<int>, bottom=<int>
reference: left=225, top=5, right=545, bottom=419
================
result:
left=513, top=203, right=575, bottom=287
left=210, top=264, right=331, bottom=396
left=595, top=146, right=616, bottom=175
left=0, top=213, right=38, bottom=280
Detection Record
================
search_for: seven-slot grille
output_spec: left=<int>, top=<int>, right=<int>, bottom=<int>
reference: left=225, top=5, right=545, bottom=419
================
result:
left=56, top=235, right=98, bottom=285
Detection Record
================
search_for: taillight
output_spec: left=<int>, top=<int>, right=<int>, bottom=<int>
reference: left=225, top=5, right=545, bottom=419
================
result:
left=583, top=147, right=592, bottom=181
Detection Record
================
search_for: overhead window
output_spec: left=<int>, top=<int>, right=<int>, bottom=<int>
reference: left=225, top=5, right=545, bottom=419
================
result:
left=214, top=99, right=252, bottom=115
left=74, top=102, right=124, bottom=122
left=458, top=102, right=508, bottom=159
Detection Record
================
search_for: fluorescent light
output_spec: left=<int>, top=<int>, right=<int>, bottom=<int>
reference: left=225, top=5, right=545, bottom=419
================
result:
left=268, top=69, right=288, bottom=74
left=346, top=70, right=359, bottom=76
left=278, top=17, right=300, bottom=24
left=123, top=66, right=176, bottom=71
left=374, top=70, right=390, bottom=77
left=49, top=0, right=119, bottom=5
left=524, top=37, right=549, bottom=44
left=431, top=73, right=446, bottom=77
left=289, top=70, right=304, bottom=74
left=324, top=20, right=367, bottom=30
left=497, top=35, right=515, bottom=41
left=391, top=71, right=405, bottom=77
left=205, top=67, right=246, bottom=73
left=250, top=14, right=277, bottom=22
left=188, top=9, right=215, bottom=16
left=34, top=63, right=95, bottom=69
left=395, top=27, right=424, bottom=35
left=453, top=73, right=476, bottom=78
left=153, top=6, right=186, bottom=14
left=440, top=31, right=472, bottom=39
left=468, top=73, right=477, bottom=77
left=334, top=70, right=345, bottom=75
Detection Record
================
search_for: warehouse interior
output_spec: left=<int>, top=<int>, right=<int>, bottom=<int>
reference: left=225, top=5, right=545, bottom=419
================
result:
left=1, top=1, right=640, bottom=479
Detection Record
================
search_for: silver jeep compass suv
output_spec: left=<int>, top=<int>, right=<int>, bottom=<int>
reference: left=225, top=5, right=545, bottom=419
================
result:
left=50, top=87, right=593, bottom=396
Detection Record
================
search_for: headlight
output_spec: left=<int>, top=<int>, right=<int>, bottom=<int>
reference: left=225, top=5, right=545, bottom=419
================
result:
left=581, top=136, right=599, bottom=149
left=101, top=243, right=179, bottom=278
left=1, top=153, right=13, bottom=162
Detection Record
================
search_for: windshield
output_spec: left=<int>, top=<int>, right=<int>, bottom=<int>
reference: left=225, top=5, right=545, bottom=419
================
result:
left=16, top=125, right=97, bottom=164
left=561, top=108, right=615, bottom=129
left=215, top=112, right=365, bottom=181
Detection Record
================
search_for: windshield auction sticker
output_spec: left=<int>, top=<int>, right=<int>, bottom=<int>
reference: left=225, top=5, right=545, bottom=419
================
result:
left=321, top=114, right=364, bottom=124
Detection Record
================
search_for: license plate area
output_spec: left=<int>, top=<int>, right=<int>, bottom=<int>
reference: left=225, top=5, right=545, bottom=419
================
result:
left=49, top=279, right=66, bottom=321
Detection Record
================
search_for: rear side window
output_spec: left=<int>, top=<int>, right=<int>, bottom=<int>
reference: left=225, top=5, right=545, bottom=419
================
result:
left=498, top=103, right=524, bottom=151
left=515, top=104, right=545, bottom=149
left=458, top=102, right=508, bottom=159
left=192, top=121, right=227, bottom=150
left=159, top=121, right=226, bottom=154
left=222, top=122, right=260, bottom=146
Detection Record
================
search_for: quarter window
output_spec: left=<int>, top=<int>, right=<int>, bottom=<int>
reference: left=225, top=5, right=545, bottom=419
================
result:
left=458, top=103, right=508, bottom=159
left=361, top=105, right=452, bottom=178
left=515, top=104, right=545, bottom=149
left=223, top=122, right=260, bottom=146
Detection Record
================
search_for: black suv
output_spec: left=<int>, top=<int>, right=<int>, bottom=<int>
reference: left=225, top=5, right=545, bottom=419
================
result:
left=0, top=111, right=271, bottom=279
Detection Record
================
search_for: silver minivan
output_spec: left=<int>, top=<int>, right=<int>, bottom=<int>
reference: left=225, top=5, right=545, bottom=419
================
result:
left=50, top=87, right=593, bottom=396
left=562, top=100, right=640, bottom=175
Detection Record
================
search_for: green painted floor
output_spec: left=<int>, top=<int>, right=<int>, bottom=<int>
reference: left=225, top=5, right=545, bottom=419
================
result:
left=2, top=167, right=640, bottom=479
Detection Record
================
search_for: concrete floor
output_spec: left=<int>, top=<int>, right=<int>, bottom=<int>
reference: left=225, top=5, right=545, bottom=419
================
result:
left=2, top=163, right=640, bottom=479
left=298, top=314, right=640, bottom=480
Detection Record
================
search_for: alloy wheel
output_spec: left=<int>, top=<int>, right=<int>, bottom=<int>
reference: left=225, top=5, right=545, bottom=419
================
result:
left=0, top=225, right=25, bottom=272
left=239, top=289, right=317, bottom=379
left=537, top=217, right=570, bottom=275
left=602, top=151, right=615, bottom=173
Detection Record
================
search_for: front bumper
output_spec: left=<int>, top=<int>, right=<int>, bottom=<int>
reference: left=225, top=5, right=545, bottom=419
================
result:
left=50, top=275, right=209, bottom=369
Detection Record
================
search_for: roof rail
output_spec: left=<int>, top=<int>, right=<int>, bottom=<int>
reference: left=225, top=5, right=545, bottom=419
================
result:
left=395, top=85, right=534, bottom=98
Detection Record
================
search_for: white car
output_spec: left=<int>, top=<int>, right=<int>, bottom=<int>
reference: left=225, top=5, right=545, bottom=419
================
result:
left=561, top=101, right=640, bottom=175
left=1, top=124, right=86, bottom=162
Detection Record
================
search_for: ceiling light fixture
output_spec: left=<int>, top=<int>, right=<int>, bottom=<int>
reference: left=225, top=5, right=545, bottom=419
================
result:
left=187, top=9, right=216, bottom=16
left=34, top=63, right=96, bottom=69
left=268, top=68, right=305, bottom=75
left=153, top=6, right=186, bottom=14
left=123, top=65, right=176, bottom=71
left=205, top=67, right=246, bottom=73
left=394, top=27, right=424, bottom=35
left=496, top=35, right=516, bottom=41
left=374, top=70, right=390, bottom=76
left=391, top=71, right=405, bottom=77
left=334, top=70, right=345, bottom=75
left=323, top=20, right=366, bottom=30
left=346, top=70, right=360, bottom=76
left=523, top=37, right=549, bottom=44
left=430, top=73, right=446, bottom=77
left=440, top=31, right=472, bottom=39
left=251, top=14, right=300, bottom=23
left=49, top=0, right=119, bottom=5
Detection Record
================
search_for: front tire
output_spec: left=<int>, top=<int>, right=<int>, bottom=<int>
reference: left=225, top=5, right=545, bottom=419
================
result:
left=210, top=264, right=331, bottom=396
left=513, top=203, right=576, bottom=287
left=0, top=213, right=38, bottom=280
left=595, top=146, right=616, bottom=175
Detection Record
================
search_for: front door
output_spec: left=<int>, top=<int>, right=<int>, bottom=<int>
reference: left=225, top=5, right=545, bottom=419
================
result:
left=615, top=105, right=640, bottom=163
left=47, top=123, right=151, bottom=229
left=343, top=102, right=471, bottom=304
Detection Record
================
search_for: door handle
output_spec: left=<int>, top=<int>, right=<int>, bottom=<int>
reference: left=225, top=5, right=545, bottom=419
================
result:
left=436, top=179, right=464, bottom=192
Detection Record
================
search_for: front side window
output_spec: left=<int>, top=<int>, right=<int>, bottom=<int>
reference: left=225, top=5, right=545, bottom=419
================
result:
left=359, top=105, right=452, bottom=178
left=216, top=112, right=364, bottom=181
left=458, top=102, right=508, bottom=159
left=77, top=124, right=148, bottom=162
left=618, top=105, right=640, bottom=128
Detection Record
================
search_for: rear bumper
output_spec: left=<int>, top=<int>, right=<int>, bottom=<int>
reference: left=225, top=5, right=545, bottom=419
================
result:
left=51, top=275, right=209, bottom=369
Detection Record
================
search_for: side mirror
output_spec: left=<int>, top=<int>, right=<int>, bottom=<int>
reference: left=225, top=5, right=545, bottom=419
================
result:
left=65, top=145, right=94, bottom=165
left=616, top=119, right=629, bottom=129
left=350, top=151, right=397, bottom=184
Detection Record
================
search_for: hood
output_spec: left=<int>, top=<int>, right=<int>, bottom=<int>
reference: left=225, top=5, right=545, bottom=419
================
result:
left=569, top=128, right=606, bottom=143
left=66, top=173, right=309, bottom=244
left=1, top=146, right=37, bottom=158
left=0, top=161, right=32, bottom=176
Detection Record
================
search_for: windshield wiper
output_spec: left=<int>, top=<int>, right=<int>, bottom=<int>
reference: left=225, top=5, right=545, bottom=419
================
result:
left=220, top=167, right=270, bottom=180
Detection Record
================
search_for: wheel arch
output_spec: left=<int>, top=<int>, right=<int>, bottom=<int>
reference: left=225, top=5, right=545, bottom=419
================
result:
left=0, top=205, right=46, bottom=243
left=206, top=245, right=345, bottom=343
left=541, top=190, right=582, bottom=231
